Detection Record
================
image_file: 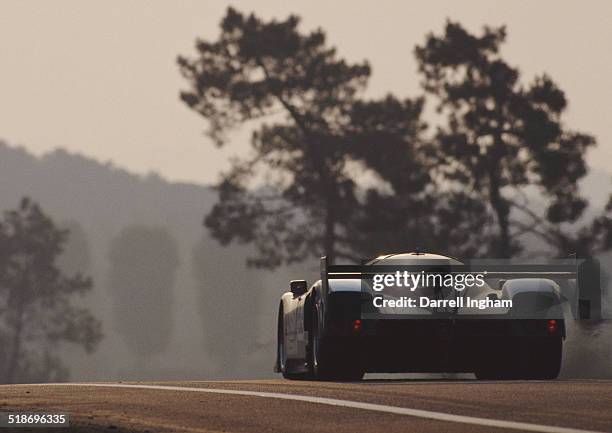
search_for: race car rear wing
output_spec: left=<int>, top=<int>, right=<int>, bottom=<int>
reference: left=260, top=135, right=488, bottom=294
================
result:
left=320, top=256, right=602, bottom=320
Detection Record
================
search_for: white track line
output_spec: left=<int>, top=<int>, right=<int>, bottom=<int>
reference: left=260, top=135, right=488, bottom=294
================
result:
left=22, top=382, right=606, bottom=433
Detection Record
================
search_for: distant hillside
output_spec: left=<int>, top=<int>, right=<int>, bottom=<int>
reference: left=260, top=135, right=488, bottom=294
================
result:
left=0, top=140, right=609, bottom=379
left=0, top=141, right=298, bottom=381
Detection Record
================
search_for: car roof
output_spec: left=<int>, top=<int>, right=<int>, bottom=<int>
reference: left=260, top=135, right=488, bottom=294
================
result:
left=368, top=252, right=463, bottom=265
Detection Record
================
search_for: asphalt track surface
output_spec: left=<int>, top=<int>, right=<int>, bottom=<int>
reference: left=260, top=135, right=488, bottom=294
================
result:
left=1, top=379, right=611, bottom=433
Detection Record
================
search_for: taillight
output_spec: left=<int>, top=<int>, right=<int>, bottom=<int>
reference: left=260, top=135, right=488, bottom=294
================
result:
left=547, top=319, right=557, bottom=334
left=353, top=319, right=362, bottom=332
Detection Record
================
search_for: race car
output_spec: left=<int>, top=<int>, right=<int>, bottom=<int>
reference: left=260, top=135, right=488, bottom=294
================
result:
left=274, top=252, right=593, bottom=381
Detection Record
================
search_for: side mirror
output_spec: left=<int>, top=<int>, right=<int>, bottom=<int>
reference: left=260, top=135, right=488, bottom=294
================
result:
left=290, top=280, right=308, bottom=297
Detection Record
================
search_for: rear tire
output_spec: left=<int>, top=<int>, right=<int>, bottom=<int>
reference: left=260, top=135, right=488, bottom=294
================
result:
left=309, top=307, right=364, bottom=381
left=525, top=336, right=562, bottom=380
left=475, top=336, right=562, bottom=380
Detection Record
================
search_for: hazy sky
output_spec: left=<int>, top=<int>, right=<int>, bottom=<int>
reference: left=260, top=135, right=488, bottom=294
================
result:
left=1, top=1, right=611, bottom=185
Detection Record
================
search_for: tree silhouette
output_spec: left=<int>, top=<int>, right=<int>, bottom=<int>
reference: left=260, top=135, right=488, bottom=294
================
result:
left=192, top=236, right=264, bottom=376
left=342, top=96, right=491, bottom=258
left=0, top=198, right=102, bottom=383
left=57, top=220, right=92, bottom=277
left=178, top=8, right=486, bottom=266
left=543, top=193, right=612, bottom=258
left=108, top=226, right=179, bottom=360
left=415, top=22, right=596, bottom=257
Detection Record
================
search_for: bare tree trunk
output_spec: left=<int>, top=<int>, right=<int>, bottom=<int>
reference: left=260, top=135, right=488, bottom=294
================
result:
left=4, top=261, right=29, bottom=384
left=5, top=299, right=25, bottom=383
left=324, top=193, right=336, bottom=265
left=488, top=167, right=511, bottom=258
